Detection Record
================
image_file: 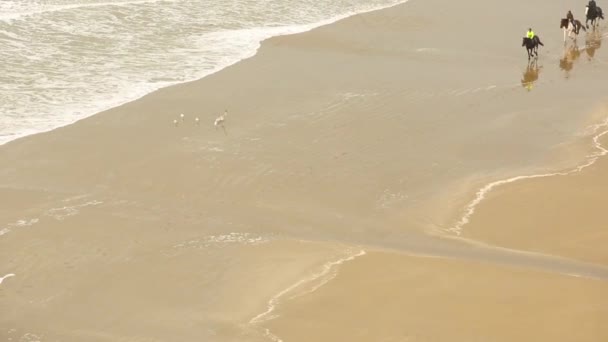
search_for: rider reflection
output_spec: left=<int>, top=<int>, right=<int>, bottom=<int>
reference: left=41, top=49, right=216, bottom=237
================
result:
left=521, top=59, right=542, bottom=91
left=559, top=45, right=581, bottom=78
left=585, top=31, right=602, bottom=59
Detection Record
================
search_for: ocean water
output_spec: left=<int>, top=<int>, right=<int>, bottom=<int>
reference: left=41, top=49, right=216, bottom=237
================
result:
left=3, top=2, right=608, bottom=341
left=0, top=0, right=407, bottom=145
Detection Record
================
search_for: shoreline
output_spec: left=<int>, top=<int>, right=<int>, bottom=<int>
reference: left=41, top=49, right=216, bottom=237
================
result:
left=0, top=0, right=408, bottom=147
left=460, top=133, right=608, bottom=265
left=263, top=250, right=608, bottom=342
left=447, top=115, right=608, bottom=236
left=249, top=248, right=367, bottom=325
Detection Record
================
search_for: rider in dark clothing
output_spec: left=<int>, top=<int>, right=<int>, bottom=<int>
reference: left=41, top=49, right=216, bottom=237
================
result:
left=567, top=10, right=574, bottom=22
left=589, top=0, right=597, bottom=14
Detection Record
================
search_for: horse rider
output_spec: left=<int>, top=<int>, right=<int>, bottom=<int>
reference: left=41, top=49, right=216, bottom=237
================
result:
left=526, top=28, right=543, bottom=46
left=588, top=0, right=597, bottom=15
left=567, top=10, right=574, bottom=23
left=527, top=28, right=535, bottom=40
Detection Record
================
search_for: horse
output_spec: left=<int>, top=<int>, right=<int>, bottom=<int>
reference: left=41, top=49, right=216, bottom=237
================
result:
left=560, top=18, right=586, bottom=42
left=522, top=36, right=544, bottom=60
left=586, top=6, right=604, bottom=29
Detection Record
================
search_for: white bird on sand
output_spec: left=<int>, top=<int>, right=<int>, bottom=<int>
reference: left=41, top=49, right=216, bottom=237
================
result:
left=195, top=117, right=200, bottom=125
left=214, top=110, right=228, bottom=128
left=173, top=119, right=179, bottom=127
left=0, top=273, right=15, bottom=285
left=180, top=113, right=185, bottom=122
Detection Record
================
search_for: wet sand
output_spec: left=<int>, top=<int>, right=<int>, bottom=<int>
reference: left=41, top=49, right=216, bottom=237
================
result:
left=2, top=0, right=608, bottom=340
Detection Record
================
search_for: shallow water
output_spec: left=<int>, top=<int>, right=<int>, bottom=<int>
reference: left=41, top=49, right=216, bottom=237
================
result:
left=0, top=0, right=407, bottom=145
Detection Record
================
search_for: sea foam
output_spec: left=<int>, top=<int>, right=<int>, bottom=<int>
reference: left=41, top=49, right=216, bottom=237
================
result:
left=448, top=118, right=608, bottom=235
left=0, top=0, right=408, bottom=145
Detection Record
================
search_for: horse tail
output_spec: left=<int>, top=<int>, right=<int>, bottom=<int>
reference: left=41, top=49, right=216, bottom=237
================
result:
left=580, top=23, right=587, bottom=31
left=535, top=36, right=544, bottom=46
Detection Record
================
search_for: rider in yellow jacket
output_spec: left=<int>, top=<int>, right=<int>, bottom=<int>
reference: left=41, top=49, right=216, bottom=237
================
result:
left=527, top=28, right=535, bottom=39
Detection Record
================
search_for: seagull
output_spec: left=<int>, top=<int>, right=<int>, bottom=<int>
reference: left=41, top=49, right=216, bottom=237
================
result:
left=180, top=113, right=185, bottom=122
left=173, top=119, right=179, bottom=127
left=214, top=110, right=227, bottom=128
left=195, top=117, right=200, bottom=126
left=0, top=273, right=15, bottom=285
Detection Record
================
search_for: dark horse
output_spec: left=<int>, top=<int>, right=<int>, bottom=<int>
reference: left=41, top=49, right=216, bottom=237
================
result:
left=522, top=36, right=544, bottom=60
left=561, top=18, right=586, bottom=42
left=586, top=6, right=604, bottom=28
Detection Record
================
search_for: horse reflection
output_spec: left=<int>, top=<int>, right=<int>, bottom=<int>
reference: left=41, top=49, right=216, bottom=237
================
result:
left=585, top=30, right=602, bottom=59
left=521, top=60, right=542, bottom=91
left=559, top=44, right=581, bottom=78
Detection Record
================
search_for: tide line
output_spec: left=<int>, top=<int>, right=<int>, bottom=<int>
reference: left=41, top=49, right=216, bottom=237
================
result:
left=0, top=273, right=15, bottom=285
left=249, top=249, right=366, bottom=325
left=448, top=117, right=608, bottom=236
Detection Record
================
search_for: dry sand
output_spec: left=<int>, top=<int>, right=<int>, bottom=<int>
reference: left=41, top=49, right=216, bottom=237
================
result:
left=265, top=251, right=608, bottom=342
left=461, top=135, right=608, bottom=265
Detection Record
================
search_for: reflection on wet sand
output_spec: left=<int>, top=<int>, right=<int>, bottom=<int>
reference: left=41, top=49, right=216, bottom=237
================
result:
left=521, top=59, right=542, bottom=91
left=585, top=30, right=602, bottom=59
left=559, top=44, right=581, bottom=78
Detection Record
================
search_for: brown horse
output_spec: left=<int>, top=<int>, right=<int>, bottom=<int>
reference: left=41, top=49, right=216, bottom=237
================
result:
left=561, top=18, right=587, bottom=42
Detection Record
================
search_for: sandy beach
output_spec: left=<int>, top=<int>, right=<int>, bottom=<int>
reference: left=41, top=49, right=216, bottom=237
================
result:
left=1, top=0, right=608, bottom=340
left=265, top=251, right=608, bottom=342
left=460, top=134, right=608, bottom=266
